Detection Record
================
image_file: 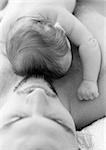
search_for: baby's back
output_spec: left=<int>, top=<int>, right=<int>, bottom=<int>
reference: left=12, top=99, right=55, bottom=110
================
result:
left=0, top=0, right=76, bottom=42
left=8, top=0, right=76, bottom=12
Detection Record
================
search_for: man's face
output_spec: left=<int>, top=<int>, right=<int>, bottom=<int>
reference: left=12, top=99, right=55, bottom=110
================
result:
left=0, top=78, right=78, bottom=150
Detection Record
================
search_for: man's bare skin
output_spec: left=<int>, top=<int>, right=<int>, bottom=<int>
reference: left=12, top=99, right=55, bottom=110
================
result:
left=0, top=2, right=105, bottom=149
left=75, top=0, right=106, bottom=71
left=0, top=0, right=101, bottom=101
left=0, top=0, right=105, bottom=130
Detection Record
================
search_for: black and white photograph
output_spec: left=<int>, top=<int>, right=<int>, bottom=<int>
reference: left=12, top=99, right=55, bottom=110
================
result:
left=0, top=0, right=105, bottom=149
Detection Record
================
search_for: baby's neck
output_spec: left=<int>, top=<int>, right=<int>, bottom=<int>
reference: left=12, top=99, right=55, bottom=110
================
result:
left=23, top=5, right=61, bottom=25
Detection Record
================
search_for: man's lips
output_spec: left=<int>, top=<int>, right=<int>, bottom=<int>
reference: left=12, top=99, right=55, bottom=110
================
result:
left=14, top=78, right=76, bottom=136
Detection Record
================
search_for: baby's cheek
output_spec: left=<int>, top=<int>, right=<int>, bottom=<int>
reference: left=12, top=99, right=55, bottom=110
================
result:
left=59, top=49, right=72, bottom=73
left=58, top=38, right=72, bottom=73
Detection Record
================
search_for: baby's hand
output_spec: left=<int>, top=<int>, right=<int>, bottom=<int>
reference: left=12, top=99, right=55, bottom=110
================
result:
left=77, top=80, right=99, bottom=100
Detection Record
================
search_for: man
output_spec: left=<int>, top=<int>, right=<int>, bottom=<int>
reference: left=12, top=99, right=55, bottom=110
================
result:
left=0, top=0, right=105, bottom=149
left=0, top=0, right=101, bottom=101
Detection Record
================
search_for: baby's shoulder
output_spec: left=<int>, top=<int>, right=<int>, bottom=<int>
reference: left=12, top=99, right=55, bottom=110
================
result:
left=34, top=6, right=61, bottom=24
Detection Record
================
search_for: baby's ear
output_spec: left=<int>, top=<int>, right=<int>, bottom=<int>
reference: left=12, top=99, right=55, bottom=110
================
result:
left=55, top=22, right=65, bottom=32
left=76, top=131, right=93, bottom=150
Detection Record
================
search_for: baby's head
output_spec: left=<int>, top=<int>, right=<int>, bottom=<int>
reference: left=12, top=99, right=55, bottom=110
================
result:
left=6, top=16, right=72, bottom=79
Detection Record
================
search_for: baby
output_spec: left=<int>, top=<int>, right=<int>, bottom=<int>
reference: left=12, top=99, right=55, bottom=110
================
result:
left=0, top=0, right=101, bottom=100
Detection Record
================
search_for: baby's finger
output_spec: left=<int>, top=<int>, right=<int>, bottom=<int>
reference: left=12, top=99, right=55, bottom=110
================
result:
left=88, top=93, right=95, bottom=100
left=83, top=94, right=90, bottom=100
left=92, top=92, right=99, bottom=98
left=77, top=92, right=83, bottom=100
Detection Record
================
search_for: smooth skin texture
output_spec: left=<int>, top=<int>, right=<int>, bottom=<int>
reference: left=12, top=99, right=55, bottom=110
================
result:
left=0, top=0, right=101, bottom=101
left=0, top=79, right=78, bottom=150
left=0, top=0, right=105, bottom=149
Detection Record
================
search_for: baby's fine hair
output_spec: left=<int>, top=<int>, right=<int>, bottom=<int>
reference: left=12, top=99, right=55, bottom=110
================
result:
left=6, top=16, right=70, bottom=79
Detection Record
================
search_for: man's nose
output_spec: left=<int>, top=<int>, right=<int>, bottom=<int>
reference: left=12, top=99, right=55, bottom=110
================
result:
left=26, top=88, right=51, bottom=117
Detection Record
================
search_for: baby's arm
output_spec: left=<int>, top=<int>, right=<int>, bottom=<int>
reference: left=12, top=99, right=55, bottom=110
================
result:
left=57, top=8, right=101, bottom=100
